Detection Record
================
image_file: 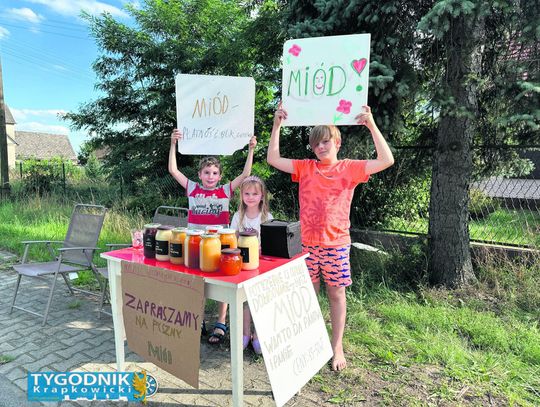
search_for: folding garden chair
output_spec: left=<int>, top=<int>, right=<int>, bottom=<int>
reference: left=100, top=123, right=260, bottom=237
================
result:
left=152, top=205, right=188, bottom=227
left=10, top=204, right=107, bottom=325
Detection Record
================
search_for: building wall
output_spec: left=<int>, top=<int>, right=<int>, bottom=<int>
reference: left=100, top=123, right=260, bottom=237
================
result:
left=6, top=122, right=16, bottom=168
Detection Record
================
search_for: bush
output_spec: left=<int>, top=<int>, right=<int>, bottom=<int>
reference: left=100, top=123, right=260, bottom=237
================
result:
left=17, top=158, right=83, bottom=196
left=469, top=188, right=500, bottom=220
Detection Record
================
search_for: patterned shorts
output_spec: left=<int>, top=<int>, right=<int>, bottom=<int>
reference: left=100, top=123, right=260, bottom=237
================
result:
left=302, top=244, right=352, bottom=287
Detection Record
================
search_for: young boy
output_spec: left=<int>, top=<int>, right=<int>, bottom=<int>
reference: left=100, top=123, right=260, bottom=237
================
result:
left=168, top=129, right=257, bottom=229
left=169, top=128, right=257, bottom=342
left=267, top=104, right=394, bottom=371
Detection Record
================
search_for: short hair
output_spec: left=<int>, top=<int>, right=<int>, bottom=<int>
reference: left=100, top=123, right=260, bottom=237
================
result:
left=309, top=125, right=341, bottom=149
left=198, top=156, right=222, bottom=173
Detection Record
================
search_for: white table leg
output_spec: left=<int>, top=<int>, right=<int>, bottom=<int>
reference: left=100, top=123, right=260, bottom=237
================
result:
left=108, top=260, right=125, bottom=371
left=229, top=291, right=244, bottom=407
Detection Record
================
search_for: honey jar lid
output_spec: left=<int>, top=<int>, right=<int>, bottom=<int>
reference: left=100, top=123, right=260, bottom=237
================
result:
left=143, top=223, right=161, bottom=229
left=221, top=248, right=241, bottom=255
left=171, top=227, right=188, bottom=232
left=218, top=228, right=236, bottom=234
left=239, top=230, right=258, bottom=237
left=186, top=229, right=204, bottom=235
left=201, top=233, right=219, bottom=239
left=157, top=225, right=174, bottom=230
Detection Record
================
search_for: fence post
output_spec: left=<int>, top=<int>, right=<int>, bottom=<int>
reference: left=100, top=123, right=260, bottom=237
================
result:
left=62, top=161, right=66, bottom=196
left=19, top=161, right=22, bottom=178
left=120, top=173, right=124, bottom=202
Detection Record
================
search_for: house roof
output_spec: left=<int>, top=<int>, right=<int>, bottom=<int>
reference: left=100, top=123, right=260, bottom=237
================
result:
left=14, top=131, right=77, bottom=161
left=4, top=105, right=16, bottom=124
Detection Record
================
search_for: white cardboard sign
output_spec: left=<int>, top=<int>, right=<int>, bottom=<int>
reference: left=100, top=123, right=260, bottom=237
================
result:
left=175, top=74, right=255, bottom=155
left=281, top=33, right=371, bottom=126
left=244, top=256, right=332, bottom=407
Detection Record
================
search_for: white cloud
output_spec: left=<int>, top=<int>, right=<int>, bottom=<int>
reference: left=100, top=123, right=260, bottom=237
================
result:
left=26, top=0, right=128, bottom=19
left=7, top=7, right=44, bottom=23
left=16, top=121, right=70, bottom=135
left=10, top=108, right=68, bottom=122
left=0, top=26, right=10, bottom=39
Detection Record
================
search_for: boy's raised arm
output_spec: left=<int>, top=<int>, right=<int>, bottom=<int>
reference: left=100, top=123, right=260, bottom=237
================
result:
left=231, top=136, right=257, bottom=191
left=358, top=107, right=395, bottom=175
left=168, top=129, right=188, bottom=189
left=267, top=105, right=294, bottom=174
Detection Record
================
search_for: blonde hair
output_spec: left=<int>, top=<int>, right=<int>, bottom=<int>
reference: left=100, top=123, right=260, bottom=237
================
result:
left=309, top=125, right=341, bottom=149
left=198, top=156, right=222, bottom=173
left=237, top=176, right=270, bottom=229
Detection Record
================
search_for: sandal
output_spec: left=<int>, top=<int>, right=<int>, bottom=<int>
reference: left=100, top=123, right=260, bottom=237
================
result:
left=208, top=322, right=228, bottom=345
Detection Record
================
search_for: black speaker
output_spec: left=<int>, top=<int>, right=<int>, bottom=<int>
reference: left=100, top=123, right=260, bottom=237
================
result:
left=260, top=220, right=302, bottom=258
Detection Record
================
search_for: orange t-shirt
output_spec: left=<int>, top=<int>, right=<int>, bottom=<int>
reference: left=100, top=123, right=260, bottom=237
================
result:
left=292, top=159, right=370, bottom=246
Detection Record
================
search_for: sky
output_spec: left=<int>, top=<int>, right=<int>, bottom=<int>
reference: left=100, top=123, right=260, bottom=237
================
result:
left=0, top=0, right=136, bottom=154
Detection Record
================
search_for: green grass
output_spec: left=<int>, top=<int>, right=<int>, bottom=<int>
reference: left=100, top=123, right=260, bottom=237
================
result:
left=0, top=195, right=145, bottom=285
left=385, top=208, right=540, bottom=247
left=311, top=288, right=540, bottom=406
left=0, top=355, right=15, bottom=365
left=1, top=196, right=539, bottom=405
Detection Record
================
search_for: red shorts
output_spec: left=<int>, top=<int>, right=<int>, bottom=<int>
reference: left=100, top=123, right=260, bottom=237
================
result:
left=302, top=244, right=351, bottom=287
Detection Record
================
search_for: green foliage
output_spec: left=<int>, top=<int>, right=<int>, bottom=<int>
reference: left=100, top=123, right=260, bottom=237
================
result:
left=18, top=158, right=82, bottom=196
left=468, top=188, right=499, bottom=219
left=84, top=153, right=105, bottom=181
left=65, top=0, right=282, bottom=196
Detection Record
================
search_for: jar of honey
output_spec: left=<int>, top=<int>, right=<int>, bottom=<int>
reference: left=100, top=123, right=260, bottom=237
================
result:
left=220, top=248, right=242, bottom=276
left=155, top=225, right=173, bottom=261
left=199, top=234, right=221, bottom=272
left=143, top=223, right=161, bottom=258
left=205, top=225, right=223, bottom=234
left=169, top=227, right=187, bottom=265
left=184, top=230, right=204, bottom=269
left=238, top=230, right=259, bottom=270
left=218, top=228, right=237, bottom=249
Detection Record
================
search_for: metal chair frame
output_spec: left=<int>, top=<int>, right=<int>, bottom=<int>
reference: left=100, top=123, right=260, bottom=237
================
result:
left=9, top=204, right=107, bottom=325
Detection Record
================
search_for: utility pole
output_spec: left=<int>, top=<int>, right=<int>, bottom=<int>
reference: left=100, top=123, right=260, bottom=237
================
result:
left=0, top=55, right=10, bottom=198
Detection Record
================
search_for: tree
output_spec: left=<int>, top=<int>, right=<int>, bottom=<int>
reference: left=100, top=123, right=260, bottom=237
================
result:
left=284, top=0, right=539, bottom=287
left=65, top=0, right=256, bottom=190
left=419, top=0, right=539, bottom=286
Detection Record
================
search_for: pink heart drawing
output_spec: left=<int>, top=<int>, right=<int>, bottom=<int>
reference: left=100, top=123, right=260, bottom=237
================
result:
left=351, top=58, right=367, bottom=76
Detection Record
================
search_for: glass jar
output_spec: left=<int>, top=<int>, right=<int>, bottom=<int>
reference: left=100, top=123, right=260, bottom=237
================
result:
left=220, top=248, right=242, bottom=276
left=199, top=234, right=221, bottom=272
left=205, top=225, right=223, bottom=234
left=218, top=228, right=237, bottom=249
left=155, top=225, right=173, bottom=261
left=238, top=230, right=259, bottom=270
left=143, top=223, right=161, bottom=259
left=169, top=227, right=187, bottom=265
left=184, top=230, right=204, bottom=269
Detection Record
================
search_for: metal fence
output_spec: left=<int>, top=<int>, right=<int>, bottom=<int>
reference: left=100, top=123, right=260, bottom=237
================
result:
left=354, top=146, right=540, bottom=249
left=6, top=146, right=540, bottom=249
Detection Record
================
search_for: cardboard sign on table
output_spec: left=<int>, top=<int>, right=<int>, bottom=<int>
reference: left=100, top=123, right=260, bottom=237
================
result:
left=281, top=33, right=371, bottom=126
left=175, top=73, right=255, bottom=155
left=244, top=256, right=333, bottom=407
left=121, top=261, right=205, bottom=388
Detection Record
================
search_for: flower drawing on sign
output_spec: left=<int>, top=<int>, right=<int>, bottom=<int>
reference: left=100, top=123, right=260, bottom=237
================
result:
left=286, top=43, right=302, bottom=64
left=288, top=44, right=301, bottom=56
left=333, top=99, right=352, bottom=124
left=336, top=99, right=352, bottom=114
